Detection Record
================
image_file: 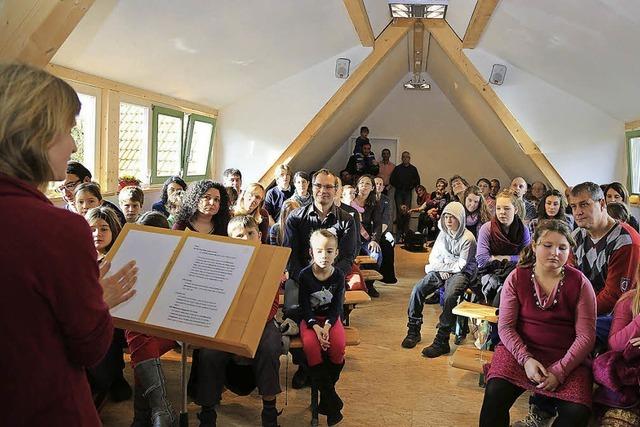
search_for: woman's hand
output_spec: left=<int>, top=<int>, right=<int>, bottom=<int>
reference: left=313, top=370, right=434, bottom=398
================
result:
left=368, top=241, right=381, bottom=253
left=440, top=272, right=451, bottom=280
left=99, top=260, right=137, bottom=309
left=524, top=358, right=548, bottom=384
left=630, top=337, right=640, bottom=347
left=537, top=371, right=559, bottom=392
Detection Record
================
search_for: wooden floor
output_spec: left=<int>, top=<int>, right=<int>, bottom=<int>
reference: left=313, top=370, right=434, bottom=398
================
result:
left=100, top=246, right=529, bottom=426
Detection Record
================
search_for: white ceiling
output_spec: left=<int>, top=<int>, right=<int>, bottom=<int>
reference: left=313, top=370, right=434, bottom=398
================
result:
left=53, top=0, right=363, bottom=108
left=476, top=0, right=640, bottom=122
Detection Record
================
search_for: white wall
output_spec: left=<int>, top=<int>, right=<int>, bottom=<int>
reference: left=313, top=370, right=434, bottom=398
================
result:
left=214, top=45, right=371, bottom=185
left=333, top=72, right=510, bottom=194
left=465, top=48, right=626, bottom=187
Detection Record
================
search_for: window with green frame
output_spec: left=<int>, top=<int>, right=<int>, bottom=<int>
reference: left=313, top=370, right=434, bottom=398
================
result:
left=151, top=106, right=216, bottom=184
left=626, top=129, right=640, bottom=195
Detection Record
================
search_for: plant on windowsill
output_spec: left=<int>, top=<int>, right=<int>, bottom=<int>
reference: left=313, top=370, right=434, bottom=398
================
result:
left=118, top=175, right=142, bottom=193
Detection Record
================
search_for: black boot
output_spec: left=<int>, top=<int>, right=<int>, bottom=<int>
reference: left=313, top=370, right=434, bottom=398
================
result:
left=261, top=399, right=279, bottom=427
left=197, top=405, right=216, bottom=427
left=130, top=379, right=152, bottom=427
left=134, top=358, right=177, bottom=427
left=110, top=375, right=133, bottom=402
left=325, top=362, right=344, bottom=426
left=291, top=365, right=310, bottom=389
left=421, top=329, right=451, bottom=358
left=401, top=322, right=422, bottom=349
left=366, top=281, right=379, bottom=298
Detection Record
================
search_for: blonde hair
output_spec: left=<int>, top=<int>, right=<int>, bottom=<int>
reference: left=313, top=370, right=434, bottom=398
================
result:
left=0, top=63, right=80, bottom=186
left=310, top=229, right=339, bottom=248
left=227, top=215, right=259, bottom=234
left=497, top=189, right=525, bottom=220
left=233, top=183, right=266, bottom=223
left=274, top=163, right=291, bottom=179
left=278, top=199, right=300, bottom=245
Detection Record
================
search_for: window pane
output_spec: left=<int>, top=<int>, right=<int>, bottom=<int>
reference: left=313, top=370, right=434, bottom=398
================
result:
left=119, top=102, right=149, bottom=181
left=630, top=137, right=640, bottom=194
left=186, top=121, right=213, bottom=176
left=71, top=93, right=97, bottom=172
left=156, top=114, right=182, bottom=177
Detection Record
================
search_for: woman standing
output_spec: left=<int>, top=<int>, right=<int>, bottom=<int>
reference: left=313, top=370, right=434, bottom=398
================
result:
left=0, top=63, right=136, bottom=426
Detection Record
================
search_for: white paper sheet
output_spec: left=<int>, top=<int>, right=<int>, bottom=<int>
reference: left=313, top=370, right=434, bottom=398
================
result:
left=145, top=236, right=255, bottom=337
left=109, top=230, right=182, bottom=321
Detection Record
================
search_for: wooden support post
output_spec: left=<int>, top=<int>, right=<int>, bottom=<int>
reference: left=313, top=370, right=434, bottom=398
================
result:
left=99, top=89, right=120, bottom=193
left=0, top=0, right=95, bottom=67
left=462, top=0, right=500, bottom=49
left=426, top=20, right=567, bottom=189
left=343, top=0, right=375, bottom=47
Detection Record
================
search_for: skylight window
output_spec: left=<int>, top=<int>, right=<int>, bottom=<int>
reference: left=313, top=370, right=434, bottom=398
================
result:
left=389, top=1, right=448, bottom=19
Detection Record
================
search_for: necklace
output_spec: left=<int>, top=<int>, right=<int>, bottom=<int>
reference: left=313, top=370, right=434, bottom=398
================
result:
left=530, top=264, right=565, bottom=310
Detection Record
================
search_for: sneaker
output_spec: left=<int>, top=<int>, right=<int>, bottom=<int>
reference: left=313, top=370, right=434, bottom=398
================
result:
left=512, top=404, right=555, bottom=427
left=421, top=339, right=450, bottom=358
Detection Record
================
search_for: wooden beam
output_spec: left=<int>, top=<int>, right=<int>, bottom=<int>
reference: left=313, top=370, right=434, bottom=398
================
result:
left=425, top=20, right=567, bottom=189
left=343, top=0, right=375, bottom=47
left=258, top=22, right=410, bottom=187
left=46, top=64, right=218, bottom=118
left=625, top=119, right=640, bottom=131
left=412, top=21, right=425, bottom=74
left=462, top=0, right=500, bottom=49
left=0, top=0, right=95, bottom=67
left=99, top=89, right=120, bottom=193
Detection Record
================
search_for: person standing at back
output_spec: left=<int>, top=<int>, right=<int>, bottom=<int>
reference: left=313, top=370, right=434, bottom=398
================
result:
left=390, top=151, right=420, bottom=217
left=377, top=148, right=395, bottom=194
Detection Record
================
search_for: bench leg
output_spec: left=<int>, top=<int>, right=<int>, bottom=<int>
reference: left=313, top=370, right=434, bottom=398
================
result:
left=343, top=305, right=352, bottom=326
left=310, top=383, right=319, bottom=426
left=180, top=342, right=189, bottom=427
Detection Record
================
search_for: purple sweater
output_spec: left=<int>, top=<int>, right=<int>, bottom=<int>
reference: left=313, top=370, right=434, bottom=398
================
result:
left=476, top=221, right=531, bottom=268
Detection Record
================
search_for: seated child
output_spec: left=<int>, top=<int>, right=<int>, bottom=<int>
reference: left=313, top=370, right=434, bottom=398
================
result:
left=479, top=220, right=596, bottom=427
left=592, top=271, right=640, bottom=415
left=84, top=206, right=132, bottom=404
left=166, top=189, right=184, bottom=227
left=74, top=181, right=126, bottom=224
left=118, top=185, right=144, bottom=223
left=194, top=216, right=281, bottom=427
left=401, top=201, right=477, bottom=358
left=299, top=229, right=346, bottom=426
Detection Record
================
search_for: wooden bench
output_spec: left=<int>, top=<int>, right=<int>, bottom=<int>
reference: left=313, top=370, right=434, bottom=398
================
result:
left=289, top=326, right=360, bottom=349
left=450, top=345, right=494, bottom=374
left=279, top=290, right=371, bottom=326
left=360, top=269, right=383, bottom=282
left=355, top=255, right=377, bottom=265
left=452, top=301, right=498, bottom=323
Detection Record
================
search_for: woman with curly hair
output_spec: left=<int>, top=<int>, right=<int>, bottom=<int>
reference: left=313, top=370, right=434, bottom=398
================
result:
left=152, top=176, right=187, bottom=217
left=172, top=179, right=230, bottom=235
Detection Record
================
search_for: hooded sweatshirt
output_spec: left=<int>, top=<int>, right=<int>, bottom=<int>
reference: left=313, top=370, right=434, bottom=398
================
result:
left=424, top=201, right=478, bottom=277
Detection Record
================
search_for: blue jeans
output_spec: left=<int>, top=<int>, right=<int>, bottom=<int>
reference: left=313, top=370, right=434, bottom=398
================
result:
left=408, top=271, right=469, bottom=334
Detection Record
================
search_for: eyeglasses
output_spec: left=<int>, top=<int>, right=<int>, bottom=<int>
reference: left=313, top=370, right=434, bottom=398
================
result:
left=312, top=183, right=336, bottom=191
left=57, top=179, right=81, bottom=193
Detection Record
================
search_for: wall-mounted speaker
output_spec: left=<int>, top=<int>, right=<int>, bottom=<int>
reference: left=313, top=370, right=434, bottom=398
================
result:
left=489, top=64, right=507, bottom=85
left=335, top=58, right=350, bottom=79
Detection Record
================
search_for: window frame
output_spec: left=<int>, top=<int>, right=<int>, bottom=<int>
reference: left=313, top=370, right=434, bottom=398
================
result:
left=118, top=97, right=151, bottom=184
left=67, top=81, right=101, bottom=175
left=151, top=105, right=185, bottom=185
left=626, top=129, right=640, bottom=196
left=183, top=113, right=216, bottom=181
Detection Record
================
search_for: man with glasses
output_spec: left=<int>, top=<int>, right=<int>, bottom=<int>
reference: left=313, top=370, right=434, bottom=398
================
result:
left=282, top=169, right=358, bottom=389
left=60, top=161, right=126, bottom=224
left=515, top=181, right=640, bottom=427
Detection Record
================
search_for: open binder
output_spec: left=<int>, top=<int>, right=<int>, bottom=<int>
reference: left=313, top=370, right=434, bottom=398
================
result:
left=105, top=224, right=290, bottom=358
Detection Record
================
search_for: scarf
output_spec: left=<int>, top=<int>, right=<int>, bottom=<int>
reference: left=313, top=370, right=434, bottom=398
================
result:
left=489, top=215, right=525, bottom=255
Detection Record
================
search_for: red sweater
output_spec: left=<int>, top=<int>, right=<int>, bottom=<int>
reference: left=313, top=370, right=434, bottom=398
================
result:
left=0, top=174, right=113, bottom=426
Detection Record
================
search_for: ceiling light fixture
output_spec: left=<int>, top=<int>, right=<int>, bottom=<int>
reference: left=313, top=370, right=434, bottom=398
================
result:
left=389, top=0, right=448, bottom=19
left=404, top=73, right=431, bottom=90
